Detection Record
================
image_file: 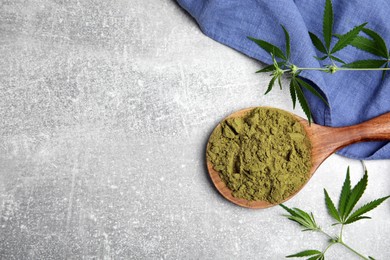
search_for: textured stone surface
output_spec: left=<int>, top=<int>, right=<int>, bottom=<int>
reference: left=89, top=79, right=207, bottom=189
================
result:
left=1, top=0, right=389, bottom=259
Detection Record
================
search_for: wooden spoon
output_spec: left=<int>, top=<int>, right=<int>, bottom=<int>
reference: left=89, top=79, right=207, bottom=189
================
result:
left=206, top=107, right=390, bottom=209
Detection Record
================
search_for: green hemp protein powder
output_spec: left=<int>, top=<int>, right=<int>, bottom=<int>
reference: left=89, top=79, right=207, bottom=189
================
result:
left=207, top=107, right=312, bottom=204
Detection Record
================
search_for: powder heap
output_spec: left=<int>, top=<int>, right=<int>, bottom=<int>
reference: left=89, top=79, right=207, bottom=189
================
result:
left=207, top=107, right=312, bottom=204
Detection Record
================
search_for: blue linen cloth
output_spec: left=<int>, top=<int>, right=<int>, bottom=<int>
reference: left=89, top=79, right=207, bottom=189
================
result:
left=177, top=0, right=390, bottom=160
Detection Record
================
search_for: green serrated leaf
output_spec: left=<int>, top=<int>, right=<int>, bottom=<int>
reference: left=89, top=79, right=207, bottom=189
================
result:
left=265, top=76, right=277, bottom=95
left=294, top=82, right=312, bottom=124
left=344, top=215, right=371, bottom=224
left=278, top=75, right=283, bottom=90
left=309, top=32, right=328, bottom=54
left=286, top=249, right=322, bottom=258
left=290, top=79, right=297, bottom=109
left=256, top=64, right=276, bottom=73
left=343, top=171, right=368, bottom=220
left=349, top=36, right=384, bottom=57
left=271, top=52, right=278, bottom=66
left=310, top=212, right=318, bottom=227
left=382, top=62, right=388, bottom=81
left=362, top=28, right=389, bottom=58
left=282, top=25, right=291, bottom=60
left=295, top=78, right=329, bottom=107
left=307, top=256, right=322, bottom=260
left=323, top=0, right=333, bottom=50
left=247, top=36, right=287, bottom=60
left=256, top=62, right=286, bottom=73
left=344, top=195, right=390, bottom=224
left=293, top=208, right=313, bottom=222
left=281, top=205, right=319, bottom=230
left=343, top=59, right=387, bottom=68
left=280, top=204, right=298, bottom=216
left=286, top=215, right=312, bottom=228
left=329, top=55, right=346, bottom=64
left=314, top=55, right=328, bottom=61
left=324, top=189, right=341, bottom=222
left=338, top=167, right=351, bottom=219
left=331, top=23, right=367, bottom=54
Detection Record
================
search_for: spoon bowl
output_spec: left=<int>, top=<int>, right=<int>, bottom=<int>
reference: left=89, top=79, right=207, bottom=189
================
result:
left=206, top=107, right=390, bottom=209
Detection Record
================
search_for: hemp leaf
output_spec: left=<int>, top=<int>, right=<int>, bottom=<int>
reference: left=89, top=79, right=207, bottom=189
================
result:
left=286, top=250, right=323, bottom=259
left=323, top=0, right=333, bottom=51
left=324, top=167, right=390, bottom=225
left=282, top=167, right=390, bottom=259
left=248, top=26, right=328, bottom=124
left=247, top=36, right=287, bottom=61
left=293, top=78, right=313, bottom=124
left=280, top=204, right=320, bottom=232
left=310, top=0, right=366, bottom=64
left=262, top=54, right=286, bottom=95
left=249, top=0, right=390, bottom=123
left=330, top=23, right=367, bottom=56
left=256, top=63, right=280, bottom=73
left=289, top=79, right=297, bottom=109
left=344, top=28, right=390, bottom=79
left=309, top=32, right=327, bottom=56
left=324, top=189, right=340, bottom=223
left=343, top=59, right=387, bottom=69
left=295, top=78, right=329, bottom=107
left=338, top=167, right=351, bottom=218
left=339, top=28, right=389, bottom=59
left=282, top=25, right=291, bottom=61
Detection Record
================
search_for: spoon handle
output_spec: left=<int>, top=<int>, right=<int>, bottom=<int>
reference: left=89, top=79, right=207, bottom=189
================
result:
left=340, top=111, right=390, bottom=142
left=310, top=112, right=390, bottom=167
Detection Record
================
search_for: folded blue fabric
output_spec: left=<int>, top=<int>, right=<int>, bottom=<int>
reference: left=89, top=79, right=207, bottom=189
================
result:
left=177, top=0, right=390, bottom=160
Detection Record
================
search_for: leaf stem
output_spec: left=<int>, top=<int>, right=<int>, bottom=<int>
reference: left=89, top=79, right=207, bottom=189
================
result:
left=339, top=241, right=369, bottom=260
left=282, top=67, right=390, bottom=73
left=319, top=226, right=369, bottom=259
left=339, top=224, right=344, bottom=242
left=337, top=67, right=390, bottom=71
left=323, top=241, right=335, bottom=255
left=282, top=67, right=330, bottom=72
left=319, top=229, right=334, bottom=240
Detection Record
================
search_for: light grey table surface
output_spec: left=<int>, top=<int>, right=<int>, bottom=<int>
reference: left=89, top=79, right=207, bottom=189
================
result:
left=1, top=1, right=389, bottom=259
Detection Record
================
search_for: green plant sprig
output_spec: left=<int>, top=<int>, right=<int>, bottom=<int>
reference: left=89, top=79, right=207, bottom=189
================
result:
left=281, top=166, right=390, bottom=260
left=248, top=0, right=390, bottom=123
